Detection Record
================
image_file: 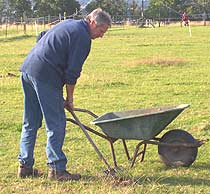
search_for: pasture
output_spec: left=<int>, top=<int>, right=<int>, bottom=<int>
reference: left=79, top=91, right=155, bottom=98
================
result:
left=0, top=24, right=210, bottom=193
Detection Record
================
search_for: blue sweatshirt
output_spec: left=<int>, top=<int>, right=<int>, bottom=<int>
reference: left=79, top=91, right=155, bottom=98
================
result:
left=20, top=19, right=91, bottom=89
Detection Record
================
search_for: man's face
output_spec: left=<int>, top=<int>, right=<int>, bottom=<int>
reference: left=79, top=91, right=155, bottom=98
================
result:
left=89, top=21, right=109, bottom=39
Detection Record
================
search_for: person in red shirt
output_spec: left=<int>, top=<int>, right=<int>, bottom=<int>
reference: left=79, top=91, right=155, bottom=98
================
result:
left=182, top=12, right=189, bottom=26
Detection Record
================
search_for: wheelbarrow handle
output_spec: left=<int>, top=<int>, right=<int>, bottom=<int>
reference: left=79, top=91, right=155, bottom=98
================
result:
left=73, top=108, right=98, bottom=118
left=69, top=109, right=114, bottom=175
left=63, top=97, right=98, bottom=118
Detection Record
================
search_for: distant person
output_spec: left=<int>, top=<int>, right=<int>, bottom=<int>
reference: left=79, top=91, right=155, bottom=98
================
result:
left=182, top=12, right=189, bottom=26
left=17, top=8, right=112, bottom=181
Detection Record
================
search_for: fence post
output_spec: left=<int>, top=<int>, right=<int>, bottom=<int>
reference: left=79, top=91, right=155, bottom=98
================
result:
left=16, top=22, right=18, bottom=33
left=43, top=16, right=45, bottom=28
left=23, top=12, right=27, bottom=35
left=203, top=12, right=207, bottom=26
left=158, top=8, right=161, bottom=27
left=23, top=23, right=26, bottom=34
left=5, top=16, right=8, bottom=38
left=35, top=20, right=38, bottom=36
left=48, top=15, right=51, bottom=23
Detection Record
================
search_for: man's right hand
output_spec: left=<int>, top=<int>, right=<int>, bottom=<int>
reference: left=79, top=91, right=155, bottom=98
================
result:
left=64, top=99, right=74, bottom=111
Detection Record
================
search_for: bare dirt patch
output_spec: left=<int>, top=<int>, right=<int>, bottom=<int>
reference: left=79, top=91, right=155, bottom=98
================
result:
left=118, top=58, right=187, bottom=67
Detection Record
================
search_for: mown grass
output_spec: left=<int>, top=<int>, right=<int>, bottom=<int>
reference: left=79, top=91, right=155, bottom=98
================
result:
left=0, top=25, right=210, bottom=193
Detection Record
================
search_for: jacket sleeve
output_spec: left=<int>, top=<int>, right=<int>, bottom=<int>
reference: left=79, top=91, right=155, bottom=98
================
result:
left=64, top=37, right=91, bottom=85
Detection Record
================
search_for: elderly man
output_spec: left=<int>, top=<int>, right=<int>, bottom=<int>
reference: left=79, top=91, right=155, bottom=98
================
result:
left=18, top=8, right=112, bottom=181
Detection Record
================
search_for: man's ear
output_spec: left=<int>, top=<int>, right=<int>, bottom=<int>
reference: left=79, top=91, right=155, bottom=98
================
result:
left=90, top=19, right=96, bottom=27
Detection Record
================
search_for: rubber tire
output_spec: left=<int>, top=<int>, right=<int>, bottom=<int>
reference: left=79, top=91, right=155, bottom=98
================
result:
left=158, top=129, right=198, bottom=167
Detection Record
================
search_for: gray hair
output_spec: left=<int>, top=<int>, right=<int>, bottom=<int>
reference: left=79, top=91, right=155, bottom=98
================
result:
left=86, top=8, right=112, bottom=27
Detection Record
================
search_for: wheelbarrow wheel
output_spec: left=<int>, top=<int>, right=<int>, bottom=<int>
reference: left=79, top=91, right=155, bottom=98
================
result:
left=158, top=129, right=198, bottom=167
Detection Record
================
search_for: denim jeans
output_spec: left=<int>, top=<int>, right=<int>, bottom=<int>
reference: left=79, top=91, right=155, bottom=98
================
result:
left=18, top=72, right=67, bottom=171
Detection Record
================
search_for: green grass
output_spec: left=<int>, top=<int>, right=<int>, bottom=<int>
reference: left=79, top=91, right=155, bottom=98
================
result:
left=1, top=25, right=210, bottom=193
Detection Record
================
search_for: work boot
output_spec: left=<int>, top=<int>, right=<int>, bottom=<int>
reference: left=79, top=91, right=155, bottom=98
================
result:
left=48, top=168, right=81, bottom=181
left=17, top=165, right=39, bottom=178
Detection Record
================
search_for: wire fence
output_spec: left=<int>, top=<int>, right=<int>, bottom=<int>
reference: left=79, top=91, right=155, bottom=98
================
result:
left=0, top=14, right=83, bottom=38
left=0, top=13, right=209, bottom=38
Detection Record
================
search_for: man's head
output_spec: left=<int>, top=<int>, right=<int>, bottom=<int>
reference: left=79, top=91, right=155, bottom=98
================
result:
left=86, top=8, right=112, bottom=39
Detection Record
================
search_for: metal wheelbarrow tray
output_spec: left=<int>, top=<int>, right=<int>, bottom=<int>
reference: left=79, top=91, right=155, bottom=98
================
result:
left=67, top=104, right=205, bottom=175
left=92, top=104, right=189, bottom=140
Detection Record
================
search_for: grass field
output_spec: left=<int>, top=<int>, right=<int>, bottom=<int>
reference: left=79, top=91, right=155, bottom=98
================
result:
left=0, top=24, right=210, bottom=193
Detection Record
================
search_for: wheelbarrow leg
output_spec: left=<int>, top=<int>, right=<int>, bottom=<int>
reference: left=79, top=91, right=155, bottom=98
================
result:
left=139, top=143, right=147, bottom=162
left=130, top=141, right=147, bottom=168
left=122, top=139, right=131, bottom=160
left=109, top=140, right=118, bottom=168
left=70, top=110, right=115, bottom=177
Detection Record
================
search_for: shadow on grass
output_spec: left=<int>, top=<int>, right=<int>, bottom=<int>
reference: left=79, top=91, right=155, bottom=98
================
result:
left=0, top=35, right=34, bottom=42
left=80, top=172, right=210, bottom=187
left=81, top=175, right=99, bottom=181
left=10, top=170, right=210, bottom=187
left=134, top=175, right=210, bottom=186
left=94, top=162, right=210, bottom=186
left=191, top=162, right=210, bottom=170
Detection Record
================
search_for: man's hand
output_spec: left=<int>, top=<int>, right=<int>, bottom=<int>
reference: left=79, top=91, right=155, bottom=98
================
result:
left=64, top=99, right=74, bottom=111
left=65, top=84, right=75, bottom=111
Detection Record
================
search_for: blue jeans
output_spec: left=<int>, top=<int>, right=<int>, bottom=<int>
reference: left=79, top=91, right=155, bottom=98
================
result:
left=18, top=72, right=67, bottom=171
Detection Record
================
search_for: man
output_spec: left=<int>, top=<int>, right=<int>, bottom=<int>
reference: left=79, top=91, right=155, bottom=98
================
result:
left=18, top=8, right=112, bottom=181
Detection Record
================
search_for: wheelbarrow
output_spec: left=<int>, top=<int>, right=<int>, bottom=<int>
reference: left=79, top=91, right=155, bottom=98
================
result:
left=67, top=104, right=205, bottom=175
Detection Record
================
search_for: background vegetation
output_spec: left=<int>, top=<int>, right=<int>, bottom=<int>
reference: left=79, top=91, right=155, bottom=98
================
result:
left=1, top=0, right=210, bottom=21
left=0, top=24, right=210, bottom=193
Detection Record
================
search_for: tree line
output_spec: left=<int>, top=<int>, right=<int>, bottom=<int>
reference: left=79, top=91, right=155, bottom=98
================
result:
left=0, top=0, right=210, bottom=21
left=146, top=0, right=210, bottom=20
left=0, top=0, right=80, bottom=19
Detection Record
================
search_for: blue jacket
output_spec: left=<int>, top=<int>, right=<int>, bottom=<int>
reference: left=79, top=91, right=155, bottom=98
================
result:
left=20, top=19, right=91, bottom=89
